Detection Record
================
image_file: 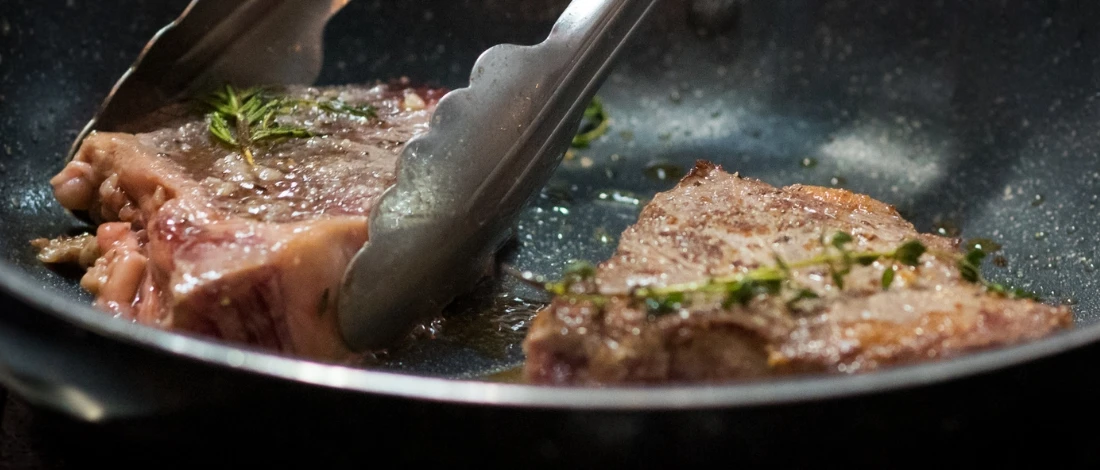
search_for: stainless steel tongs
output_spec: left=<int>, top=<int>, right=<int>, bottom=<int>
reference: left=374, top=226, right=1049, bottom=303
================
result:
left=66, top=0, right=351, bottom=161
left=337, top=0, right=659, bottom=350
left=69, top=0, right=659, bottom=352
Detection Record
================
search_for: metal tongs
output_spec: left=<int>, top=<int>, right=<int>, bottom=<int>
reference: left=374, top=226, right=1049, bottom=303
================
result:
left=66, top=0, right=351, bottom=161
left=338, top=0, right=659, bottom=350
left=68, top=0, right=659, bottom=352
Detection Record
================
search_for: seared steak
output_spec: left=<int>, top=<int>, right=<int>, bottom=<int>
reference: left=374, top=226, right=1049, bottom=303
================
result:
left=523, top=161, right=1073, bottom=384
left=41, top=81, right=445, bottom=362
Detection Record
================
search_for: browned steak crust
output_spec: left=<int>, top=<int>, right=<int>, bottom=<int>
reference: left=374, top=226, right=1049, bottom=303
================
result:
left=522, top=161, right=1073, bottom=385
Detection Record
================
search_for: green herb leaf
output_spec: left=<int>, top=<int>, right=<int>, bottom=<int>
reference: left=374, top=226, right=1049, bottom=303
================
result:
left=853, top=253, right=880, bottom=266
left=754, top=278, right=784, bottom=296
left=1009, top=287, right=1040, bottom=300
left=957, top=263, right=981, bottom=283
left=881, top=267, right=896, bottom=290
left=208, top=113, right=237, bottom=146
left=984, top=282, right=1039, bottom=300
left=571, top=97, right=610, bottom=148
left=540, top=234, right=1038, bottom=319
left=952, top=246, right=1038, bottom=299
left=563, top=260, right=597, bottom=280
left=243, top=95, right=281, bottom=124
left=319, top=101, right=378, bottom=119
left=252, top=127, right=316, bottom=142
left=774, top=254, right=790, bottom=274
left=542, top=260, right=599, bottom=295
left=645, top=294, right=683, bottom=315
left=787, top=288, right=820, bottom=307
left=723, top=281, right=752, bottom=308
left=958, top=259, right=981, bottom=283
left=964, top=247, right=987, bottom=267
left=957, top=248, right=986, bottom=283
left=831, top=232, right=854, bottom=249
left=199, top=85, right=373, bottom=165
left=831, top=269, right=845, bottom=290
left=893, top=240, right=927, bottom=266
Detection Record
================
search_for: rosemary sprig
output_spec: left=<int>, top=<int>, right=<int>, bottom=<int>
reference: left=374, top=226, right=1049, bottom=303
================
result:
left=571, top=97, right=610, bottom=148
left=201, top=85, right=313, bottom=166
left=200, top=85, right=379, bottom=165
left=518, top=231, right=1039, bottom=317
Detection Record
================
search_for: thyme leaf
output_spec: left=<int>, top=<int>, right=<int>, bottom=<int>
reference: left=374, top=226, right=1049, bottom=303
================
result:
left=831, top=269, right=846, bottom=290
left=787, top=288, right=820, bottom=306
left=893, top=240, right=927, bottom=266
left=571, top=97, right=610, bottom=148
left=955, top=246, right=1038, bottom=300
left=831, top=231, right=854, bottom=248
left=506, top=232, right=929, bottom=315
left=881, top=266, right=896, bottom=290
left=541, top=260, right=598, bottom=296
left=957, top=247, right=985, bottom=283
left=516, top=228, right=1049, bottom=318
left=619, top=232, right=920, bottom=313
left=513, top=228, right=1043, bottom=319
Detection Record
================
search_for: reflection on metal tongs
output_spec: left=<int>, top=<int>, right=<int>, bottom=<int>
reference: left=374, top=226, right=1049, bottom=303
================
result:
left=336, top=0, right=660, bottom=351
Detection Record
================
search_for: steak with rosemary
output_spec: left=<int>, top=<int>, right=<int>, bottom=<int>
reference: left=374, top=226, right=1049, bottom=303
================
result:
left=39, top=82, right=444, bottom=362
left=522, top=161, right=1074, bottom=384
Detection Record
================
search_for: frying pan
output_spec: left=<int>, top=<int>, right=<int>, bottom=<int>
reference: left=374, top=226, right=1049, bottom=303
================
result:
left=3, top=0, right=1100, bottom=466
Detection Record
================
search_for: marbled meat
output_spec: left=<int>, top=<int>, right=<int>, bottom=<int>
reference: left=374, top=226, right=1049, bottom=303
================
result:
left=40, top=81, right=444, bottom=362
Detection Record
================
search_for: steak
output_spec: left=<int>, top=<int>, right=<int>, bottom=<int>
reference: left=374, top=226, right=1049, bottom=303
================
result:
left=522, top=161, right=1074, bottom=385
left=40, top=81, right=445, bottom=362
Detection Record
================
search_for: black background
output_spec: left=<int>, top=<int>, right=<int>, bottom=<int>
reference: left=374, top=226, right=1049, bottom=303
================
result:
left=3, top=340, right=1100, bottom=468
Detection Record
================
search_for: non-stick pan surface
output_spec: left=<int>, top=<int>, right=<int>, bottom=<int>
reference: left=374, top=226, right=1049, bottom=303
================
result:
left=2, top=0, right=1100, bottom=428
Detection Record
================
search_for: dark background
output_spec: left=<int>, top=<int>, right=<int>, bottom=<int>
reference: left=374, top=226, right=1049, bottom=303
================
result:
left=3, top=342, right=1100, bottom=468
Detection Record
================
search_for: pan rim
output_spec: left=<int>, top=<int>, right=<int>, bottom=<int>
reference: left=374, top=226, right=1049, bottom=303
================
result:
left=1, top=258, right=1094, bottom=410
